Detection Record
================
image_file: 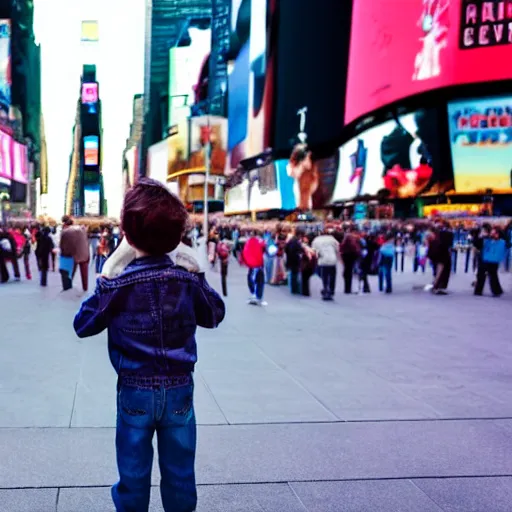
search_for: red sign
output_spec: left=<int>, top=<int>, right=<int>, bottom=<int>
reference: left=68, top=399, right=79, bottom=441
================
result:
left=345, top=0, right=512, bottom=124
left=11, top=141, right=28, bottom=184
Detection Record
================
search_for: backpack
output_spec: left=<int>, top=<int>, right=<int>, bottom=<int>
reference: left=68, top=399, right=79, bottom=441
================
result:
left=217, top=242, right=230, bottom=260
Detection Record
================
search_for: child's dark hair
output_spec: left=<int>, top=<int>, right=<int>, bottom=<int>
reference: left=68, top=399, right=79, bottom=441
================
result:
left=122, top=178, right=188, bottom=256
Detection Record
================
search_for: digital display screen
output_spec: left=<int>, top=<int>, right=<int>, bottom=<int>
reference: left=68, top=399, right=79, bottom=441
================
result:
left=82, top=83, right=98, bottom=104
left=448, top=95, right=512, bottom=193
left=84, top=184, right=100, bottom=216
left=84, top=135, right=99, bottom=166
left=345, top=0, right=512, bottom=124
left=333, top=109, right=441, bottom=201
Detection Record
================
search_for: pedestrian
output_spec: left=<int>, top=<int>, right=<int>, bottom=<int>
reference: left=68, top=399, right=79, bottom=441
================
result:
left=340, top=227, right=361, bottom=294
left=378, top=234, right=395, bottom=294
left=285, top=228, right=304, bottom=295
left=216, top=238, right=231, bottom=297
left=35, top=226, right=54, bottom=287
left=474, top=227, right=506, bottom=297
left=312, top=227, right=339, bottom=300
left=73, top=178, right=225, bottom=512
left=242, top=230, right=267, bottom=305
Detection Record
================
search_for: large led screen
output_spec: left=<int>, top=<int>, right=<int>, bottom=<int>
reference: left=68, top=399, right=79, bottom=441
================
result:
left=82, top=83, right=98, bottom=104
left=12, top=141, right=28, bottom=184
left=84, top=135, right=99, bottom=166
left=345, top=0, right=512, bottom=124
left=227, top=0, right=275, bottom=174
left=0, top=130, right=11, bottom=180
left=84, top=184, right=100, bottom=216
left=0, top=20, right=11, bottom=117
left=272, top=1, right=350, bottom=152
left=168, top=27, right=211, bottom=126
left=333, top=109, right=443, bottom=201
left=448, top=95, right=512, bottom=193
left=224, top=177, right=250, bottom=214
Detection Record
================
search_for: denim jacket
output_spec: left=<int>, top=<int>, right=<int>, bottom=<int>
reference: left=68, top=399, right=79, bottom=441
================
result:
left=73, top=255, right=225, bottom=376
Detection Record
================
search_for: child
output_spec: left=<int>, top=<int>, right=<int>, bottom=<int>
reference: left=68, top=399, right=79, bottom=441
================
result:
left=35, top=226, right=54, bottom=287
left=73, top=179, right=225, bottom=512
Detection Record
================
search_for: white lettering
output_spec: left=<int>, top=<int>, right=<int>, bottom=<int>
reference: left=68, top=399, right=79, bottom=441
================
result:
left=509, top=22, right=512, bottom=43
left=482, top=2, right=495, bottom=22
left=479, top=25, right=490, bottom=45
left=466, top=3, right=478, bottom=24
left=493, top=23, right=504, bottom=41
left=464, top=27, right=474, bottom=47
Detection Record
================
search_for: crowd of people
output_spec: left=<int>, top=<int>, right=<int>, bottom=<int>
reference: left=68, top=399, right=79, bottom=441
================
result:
left=1, top=216, right=511, bottom=303
left=205, top=219, right=512, bottom=304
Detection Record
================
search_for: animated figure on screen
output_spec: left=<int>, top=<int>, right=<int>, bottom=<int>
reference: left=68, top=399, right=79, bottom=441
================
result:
left=380, top=111, right=435, bottom=198
left=413, top=0, right=449, bottom=81
left=286, top=108, right=319, bottom=210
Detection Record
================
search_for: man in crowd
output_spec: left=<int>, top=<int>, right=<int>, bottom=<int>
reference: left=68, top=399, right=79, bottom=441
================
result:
left=59, top=216, right=90, bottom=292
left=312, top=226, right=340, bottom=300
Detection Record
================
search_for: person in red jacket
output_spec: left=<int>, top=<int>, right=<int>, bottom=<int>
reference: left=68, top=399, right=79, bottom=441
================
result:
left=242, top=230, right=267, bottom=306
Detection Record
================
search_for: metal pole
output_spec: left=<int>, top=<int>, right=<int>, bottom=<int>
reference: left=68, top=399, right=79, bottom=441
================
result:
left=202, top=112, right=211, bottom=252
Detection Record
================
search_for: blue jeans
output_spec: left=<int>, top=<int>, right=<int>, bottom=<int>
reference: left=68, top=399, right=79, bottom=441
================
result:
left=378, top=257, right=393, bottom=293
left=247, top=267, right=264, bottom=300
left=112, top=383, right=197, bottom=512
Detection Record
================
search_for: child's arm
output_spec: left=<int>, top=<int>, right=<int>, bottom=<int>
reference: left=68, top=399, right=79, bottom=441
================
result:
left=194, top=276, right=226, bottom=329
left=73, top=281, right=114, bottom=338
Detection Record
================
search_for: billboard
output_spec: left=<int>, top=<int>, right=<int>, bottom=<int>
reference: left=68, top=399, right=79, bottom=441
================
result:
left=81, top=20, right=99, bottom=42
left=84, top=184, right=101, bottom=216
left=272, top=1, right=351, bottom=152
left=147, top=139, right=169, bottom=185
left=224, top=177, right=250, bottom=214
left=168, top=116, right=227, bottom=177
left=227, top=0, right=275, bottom=173
left=448, top=95, right=512, bottom=193
left=82, top=83, right=98, bottom=104
left=345, top=0, right=512, bottom=124
left=333, top=109, right=444, bottom=202
left=0, top=130, right=11, bottom=180
left=168, top=27, right=211, bottom=126
left=83, top=135, right=99, bottom=166
left=12, top=141, right=28, bottom=184
left=0, top=20, right=11, bottom=117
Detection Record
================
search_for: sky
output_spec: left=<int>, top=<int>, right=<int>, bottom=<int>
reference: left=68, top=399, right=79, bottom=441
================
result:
left=34, top=0, right=145, bottom=218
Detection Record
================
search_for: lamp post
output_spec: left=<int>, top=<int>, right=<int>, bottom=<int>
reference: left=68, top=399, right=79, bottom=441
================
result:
left=202, top=112, right=211, bottom=250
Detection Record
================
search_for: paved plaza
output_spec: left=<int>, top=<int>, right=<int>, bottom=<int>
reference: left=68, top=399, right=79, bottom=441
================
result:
left=1, top=256, right=512, bottom=511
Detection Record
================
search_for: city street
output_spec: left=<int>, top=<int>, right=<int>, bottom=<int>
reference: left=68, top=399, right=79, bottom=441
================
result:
left=1, top=258, right=512, bottom=511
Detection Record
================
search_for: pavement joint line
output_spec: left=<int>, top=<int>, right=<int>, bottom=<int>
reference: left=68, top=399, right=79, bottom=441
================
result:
left=1, top=417, right=512, bottom=429
left=286, top=482, right=312, bottom=512
left=409, top=478, right=448, bottom=512
left=3, top=474, right=512, bottom=491
left=195, top=371, right=231, bottom=426
left=68, top=382, right=78, bottom=428
left=54, top=487, right=60, bottom=512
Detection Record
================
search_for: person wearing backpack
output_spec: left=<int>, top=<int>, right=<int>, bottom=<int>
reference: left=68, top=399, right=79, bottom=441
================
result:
left=242, top=230, right=267, bottom=305
left=216, top=239, right=232, bottom=297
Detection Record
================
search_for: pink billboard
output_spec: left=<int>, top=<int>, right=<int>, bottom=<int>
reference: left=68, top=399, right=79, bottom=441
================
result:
left=11, top=140, right=28, bottom=184
left=82, top=82, right=98, bottom=104
left=0, top=130, right=12, bottom=180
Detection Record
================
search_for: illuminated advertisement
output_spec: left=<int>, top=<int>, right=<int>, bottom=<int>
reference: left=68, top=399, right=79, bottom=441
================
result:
left=82, top=83, right=98, bottom=104
left=278, top=152, right=340, bottom=210
left=224, top=177, right=250, bottom=214
left=227, top=0, right=275, bottom=173
left=83, top=135, right=99, bottom=166
left=423, top=203, right=491, bottom=217
left=84, top=184, right=101, bottom=216
left=0, top=130, right=11, bottom=180
left=81, top=20, right=99, bottom=42
left=0, top=20, right=11, bottom=116
left=448, top=95, right=512, bottom=193
left=333, top=109, right=444, bottom=201
left=345, top=0, right=512, bottom=124
left=147, top=139, right=169, bottom=185
left=168, top=116, right=227, bottom=177
left=168, top=27, right=211, bottom=126
left=12, top=141, right=28, bottom=184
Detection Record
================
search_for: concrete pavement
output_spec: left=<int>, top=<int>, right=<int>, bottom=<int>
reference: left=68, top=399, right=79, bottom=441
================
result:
left=1, top=256, right=512, bottom=511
